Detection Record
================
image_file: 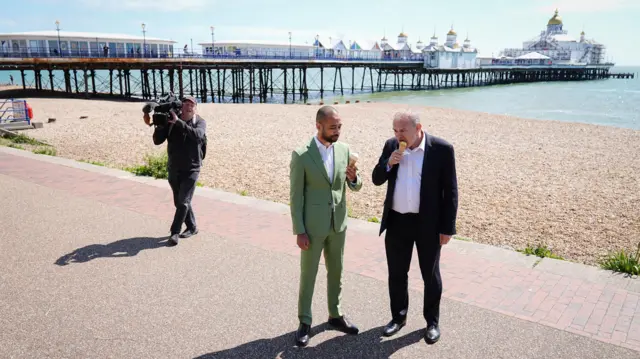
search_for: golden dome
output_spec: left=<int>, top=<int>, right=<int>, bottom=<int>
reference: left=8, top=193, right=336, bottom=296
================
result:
left=398, top=32, right=408, bottom=37
left=580, top=31, right=585, bottom=35
left=447, top=29, right=457, bottom=36
left=548, top=9, right=563, bottom=25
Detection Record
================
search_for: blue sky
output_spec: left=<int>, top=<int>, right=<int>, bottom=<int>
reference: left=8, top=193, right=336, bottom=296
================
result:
left=1, top=0, right=638, bottom=65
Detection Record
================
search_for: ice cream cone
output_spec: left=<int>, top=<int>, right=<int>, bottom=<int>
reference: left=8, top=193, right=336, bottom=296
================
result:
left=399, top=141, right=407, bottom=152
left=349, top=153, right=359, bottom=168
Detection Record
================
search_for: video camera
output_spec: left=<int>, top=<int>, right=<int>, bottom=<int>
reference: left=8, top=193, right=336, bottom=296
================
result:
left=142, top=92, right=182, bottom=127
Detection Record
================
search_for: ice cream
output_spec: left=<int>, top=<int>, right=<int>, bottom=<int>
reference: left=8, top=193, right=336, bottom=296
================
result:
left=399, top=141, right=407, bottom=152
left=349, top=152, right=359, bottom=167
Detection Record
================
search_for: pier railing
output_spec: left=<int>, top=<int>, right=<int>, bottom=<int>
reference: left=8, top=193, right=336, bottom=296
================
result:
left=0, top=47, right=424, bottom=62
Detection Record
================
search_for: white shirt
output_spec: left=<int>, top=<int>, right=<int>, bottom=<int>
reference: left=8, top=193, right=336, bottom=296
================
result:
left=391, top=131, right=426, bottom=214
left=314, top=136, right=334, bottom=184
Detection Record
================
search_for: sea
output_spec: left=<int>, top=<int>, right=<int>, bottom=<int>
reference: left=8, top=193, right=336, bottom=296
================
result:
left=347, top=66, right=640, bottom=131
left=1, top=66, right=638, bottom=130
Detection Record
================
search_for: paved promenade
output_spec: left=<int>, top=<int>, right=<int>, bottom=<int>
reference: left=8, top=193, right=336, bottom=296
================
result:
left=0, top=146, right=639, bottom=358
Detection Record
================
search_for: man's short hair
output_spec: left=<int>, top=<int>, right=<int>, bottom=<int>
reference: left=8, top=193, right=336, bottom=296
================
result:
left=393, top=110, right=420, bottom=127
left=316, top=105, right=338, bottom=123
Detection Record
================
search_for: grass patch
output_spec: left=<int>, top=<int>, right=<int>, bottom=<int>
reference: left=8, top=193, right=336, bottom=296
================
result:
left=8, top=143, right=25, bottom=150
left=126, top=152, right=168, bottom=179
left=454, top=235, right=472, bottom=242
left=600, top=243, right=640, bottom=276
left=519, top=244, right=564, bottom=260
left=81, top=159, right=106, bottom=167
left=238, top=189, right=248, bottom=196
left=33, top=147, right=57, bottom=156
left=196, top=181, right=204, bottom=187
left=367, top=217, right=380, bottom=223
left=8, top=133, right=50, bottom=147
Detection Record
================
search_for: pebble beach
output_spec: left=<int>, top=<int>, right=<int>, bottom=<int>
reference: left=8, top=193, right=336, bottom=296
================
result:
left=11, top=97, right=640, bottom=265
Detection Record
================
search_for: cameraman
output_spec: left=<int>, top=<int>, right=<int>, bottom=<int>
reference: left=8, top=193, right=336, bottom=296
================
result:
left=144, top=95, right=207, bottom=246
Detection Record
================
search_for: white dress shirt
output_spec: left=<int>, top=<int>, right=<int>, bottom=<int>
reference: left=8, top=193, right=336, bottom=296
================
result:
left=314, top=136, right=334, bottom=184
left=391, top=131, right=426, bottom=214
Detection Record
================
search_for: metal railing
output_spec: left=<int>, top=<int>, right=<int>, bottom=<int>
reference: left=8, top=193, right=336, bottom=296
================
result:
left=0, top=99, right=30, bottom=125
left=0, top=46, right=425, bottom=62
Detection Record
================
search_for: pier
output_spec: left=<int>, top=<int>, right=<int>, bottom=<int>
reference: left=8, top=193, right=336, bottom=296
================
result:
left=606, top=72, right=635, bottom=79
left=0, top=56, right=617, bottom=104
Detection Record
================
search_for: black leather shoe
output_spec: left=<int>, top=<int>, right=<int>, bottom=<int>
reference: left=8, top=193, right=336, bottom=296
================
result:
left=295, top=323, right=310, bottom=347
left=328, top=316, right=359, bottom=335
left=168, top=234, right=180, bottom=246
left=180, top=228, right=198, bottom=238
left=425, top=324, right=440, bottom=344
left=382, top=319, right=406, bottom=337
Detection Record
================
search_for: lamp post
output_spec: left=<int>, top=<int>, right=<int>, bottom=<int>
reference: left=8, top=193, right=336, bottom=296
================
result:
left=315, top=34, right=319, bottom=57
left=55, top=20, right=61, bottom=56
left=141, top=23, right=146, bottom=57
left=210, top=26, right=215, bottom=56
left=288, top=31, right=292, bottom=58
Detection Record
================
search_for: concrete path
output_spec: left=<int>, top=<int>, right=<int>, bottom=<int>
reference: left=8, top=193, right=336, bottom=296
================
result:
left=0, top=146, right=639, bottom=358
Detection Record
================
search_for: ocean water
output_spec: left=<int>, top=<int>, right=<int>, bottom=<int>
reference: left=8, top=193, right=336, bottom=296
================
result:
left=1, top=66, right=638, bottom=130
left=352, top=66, right=640, bottom=130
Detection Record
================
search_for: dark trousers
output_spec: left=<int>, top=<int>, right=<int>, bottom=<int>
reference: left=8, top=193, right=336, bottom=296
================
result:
left=168, top=170, right=199, bottom=235
left=385, top=210, right=442, bottom=326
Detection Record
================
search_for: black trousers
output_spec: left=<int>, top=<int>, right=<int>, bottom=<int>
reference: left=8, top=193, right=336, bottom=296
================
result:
left=168, top=169, right=199, bottom=235
left=385, top=210, right=442, bottom=326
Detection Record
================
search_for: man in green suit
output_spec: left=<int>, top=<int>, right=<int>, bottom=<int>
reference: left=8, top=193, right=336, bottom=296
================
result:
left=289, top=106, right=363, bottom=347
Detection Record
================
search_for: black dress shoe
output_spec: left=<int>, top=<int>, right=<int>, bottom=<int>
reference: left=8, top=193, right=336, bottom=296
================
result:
left=328, top=316, right=359, bottom=335
left=180, top=228, right=198, bottom=238
left=425, top=324, right=440, bottom=344
left=382, top=319, right=406, bottom=337
left=168, top=234, right=180, bottom=246
left=295, top=323, right=310, bottom=347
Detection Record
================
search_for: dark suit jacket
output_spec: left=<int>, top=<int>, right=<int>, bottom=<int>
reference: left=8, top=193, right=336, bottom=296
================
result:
left=153, top=114, right=207, bottom=172
left=371, top=132, right=458, bottom=240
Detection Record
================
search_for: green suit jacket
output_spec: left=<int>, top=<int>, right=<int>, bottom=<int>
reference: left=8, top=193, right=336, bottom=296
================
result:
left=290, top=137, right=363, bottom=238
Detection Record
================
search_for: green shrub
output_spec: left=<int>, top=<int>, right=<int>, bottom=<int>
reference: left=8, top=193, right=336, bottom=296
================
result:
left=600, top=243, right=640, bottom=276
left=519, top=244, right=564, bottom=260
left=127, top=152, right=168, bottom=179
left=33, top=147, right=57, bottom=156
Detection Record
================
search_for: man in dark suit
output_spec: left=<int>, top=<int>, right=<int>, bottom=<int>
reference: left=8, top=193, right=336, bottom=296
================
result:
left=371, top=111, right=458, bottom=344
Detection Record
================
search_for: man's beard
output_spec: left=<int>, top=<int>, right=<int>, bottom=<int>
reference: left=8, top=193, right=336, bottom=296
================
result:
left=322, top=133, right=339, bottom=143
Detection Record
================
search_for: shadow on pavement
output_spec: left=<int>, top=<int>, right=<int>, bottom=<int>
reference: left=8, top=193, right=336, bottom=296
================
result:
left=195, top=325, right=425, bottom=359
left=54, top=236, right=169, bottom=266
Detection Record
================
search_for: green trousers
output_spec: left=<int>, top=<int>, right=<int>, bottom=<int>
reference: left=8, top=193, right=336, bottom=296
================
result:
left=298, top=229, right=346, bottom=325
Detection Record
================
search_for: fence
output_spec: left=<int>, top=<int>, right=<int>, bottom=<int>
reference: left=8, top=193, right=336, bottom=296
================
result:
left=0, top=46, right=424, bottom=62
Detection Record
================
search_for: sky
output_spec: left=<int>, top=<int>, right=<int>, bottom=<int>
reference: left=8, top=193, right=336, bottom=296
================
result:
left=0, top=0, right=638, bottom=65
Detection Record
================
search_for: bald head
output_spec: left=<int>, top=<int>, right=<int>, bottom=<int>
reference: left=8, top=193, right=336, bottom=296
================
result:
left=315, top=106, right=342, bottom=144
left=316, top=105, right=338, bottom=123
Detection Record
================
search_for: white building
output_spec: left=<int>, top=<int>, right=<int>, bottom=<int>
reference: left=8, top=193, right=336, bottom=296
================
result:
left=422, top=28, right=478, bottom=69
left=349, top=39, right=382, bottom=60
left=381, top=32, right=416, bottom=60
left=0, top=30, right=176, bottom=58
left=199, top=40, right=316, bottom=58
left=499, top=9, right=607, bottom=65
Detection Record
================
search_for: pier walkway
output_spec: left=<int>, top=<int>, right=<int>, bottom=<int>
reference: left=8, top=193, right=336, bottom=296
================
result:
left=1, top=146, right=639, bottom=358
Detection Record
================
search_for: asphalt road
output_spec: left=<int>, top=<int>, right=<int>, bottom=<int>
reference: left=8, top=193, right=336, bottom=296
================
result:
left=1, top=173, right=638, bottom=359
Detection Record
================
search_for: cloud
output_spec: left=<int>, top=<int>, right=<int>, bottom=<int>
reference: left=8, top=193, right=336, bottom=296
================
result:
left=537, top=0, right=640, bottom=13
left=78, top=0, right=211, bottom=11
